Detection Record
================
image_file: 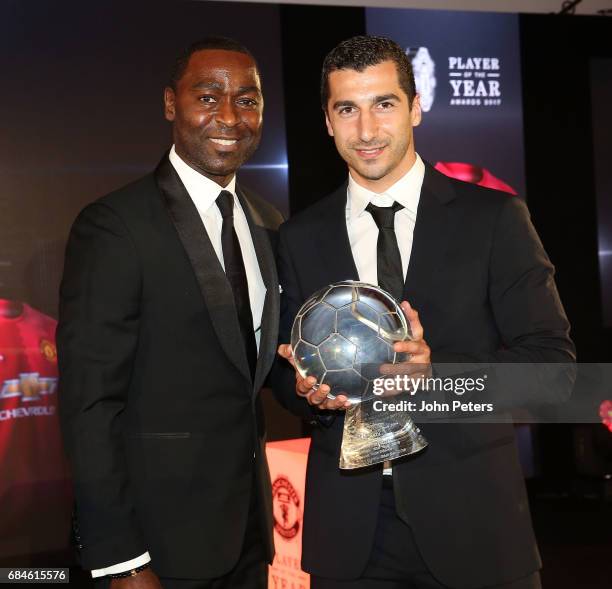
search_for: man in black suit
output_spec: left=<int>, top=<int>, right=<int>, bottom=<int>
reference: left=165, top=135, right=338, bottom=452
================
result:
left=58, top=38, right=282, bottom=589
left=274, top=36, right=575, bottom=589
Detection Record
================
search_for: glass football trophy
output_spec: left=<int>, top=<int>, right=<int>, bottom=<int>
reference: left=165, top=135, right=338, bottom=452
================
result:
left=291, top=281, right=428, bottom=469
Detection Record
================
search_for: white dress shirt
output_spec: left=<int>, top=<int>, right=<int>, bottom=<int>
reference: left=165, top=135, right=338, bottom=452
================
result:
left=169, top=145, right=266, bottom=349
left=346, top=154, right=424, bottom=284
left=91, top=146, right=266, bottom=578
left=346, top=153, right=425, bottom=476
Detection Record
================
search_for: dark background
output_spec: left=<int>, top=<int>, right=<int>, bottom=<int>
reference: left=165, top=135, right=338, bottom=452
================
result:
left=591, top=58, right=612, bottom=328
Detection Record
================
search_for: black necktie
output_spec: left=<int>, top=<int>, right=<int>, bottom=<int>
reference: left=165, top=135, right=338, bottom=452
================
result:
left=216, top=190, right=257, bottom=380
left=365, top=201, right=405, bottom=301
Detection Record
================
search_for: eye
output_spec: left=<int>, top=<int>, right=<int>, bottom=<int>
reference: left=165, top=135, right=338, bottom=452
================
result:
left=237, top=97, right=259, bottom=108
left=198, top=95, right=217, bottom=104
left=338, top=106, right=356, bottom=116
left=377, top=101, right=395, bottom=110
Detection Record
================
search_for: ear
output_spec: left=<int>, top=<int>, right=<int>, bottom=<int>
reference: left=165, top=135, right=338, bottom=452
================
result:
left=164, top=87, right=176, bottom=122
left=410, top=94, right=422, bottom=128
left=324, top=109, right=334, bottom=137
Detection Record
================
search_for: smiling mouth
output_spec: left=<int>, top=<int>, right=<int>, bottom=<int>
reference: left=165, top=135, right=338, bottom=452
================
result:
left=209, top=138, right=239, bottom=146
left=354, top=145, right=386, bottom=159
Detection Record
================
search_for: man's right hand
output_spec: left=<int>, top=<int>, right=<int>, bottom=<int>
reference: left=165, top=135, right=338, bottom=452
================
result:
left=277, top=344, right=351, bottom=411
left=110, top=568, right=163, bottom=589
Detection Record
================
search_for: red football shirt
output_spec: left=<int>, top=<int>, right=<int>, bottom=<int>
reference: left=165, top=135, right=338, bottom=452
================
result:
left=0, top=300, right=72, bottom=559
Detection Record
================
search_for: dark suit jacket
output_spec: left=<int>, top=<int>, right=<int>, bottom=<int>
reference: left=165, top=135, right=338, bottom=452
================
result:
left=57, top=156, right=283, bottom=578
left=272, top=163, right=575, bottom=589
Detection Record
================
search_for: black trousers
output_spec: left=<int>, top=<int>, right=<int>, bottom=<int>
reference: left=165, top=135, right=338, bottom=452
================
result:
left=311, top=479, right=541, bottom=589
left=94, top=480, right=267, bottom=589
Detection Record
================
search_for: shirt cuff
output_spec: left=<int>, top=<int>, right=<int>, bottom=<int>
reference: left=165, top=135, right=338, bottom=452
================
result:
left=90, top=552, right=151, bottom=578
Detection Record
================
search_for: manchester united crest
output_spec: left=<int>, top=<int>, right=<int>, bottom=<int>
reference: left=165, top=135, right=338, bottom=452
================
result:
left=40, top=339, right=57, bottom=363
left=272, top=475, right=301, bottom=540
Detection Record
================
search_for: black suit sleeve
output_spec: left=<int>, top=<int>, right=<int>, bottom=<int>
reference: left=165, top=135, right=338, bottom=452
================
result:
left=57, top=203, right=145, bottom=569
left=431, top=196, right=576, bottom=406
left=435, top=197, right=574, bottom=364
left=270, top=225, right=330, bottom=424
left=487, top=197, right=575, bottom=363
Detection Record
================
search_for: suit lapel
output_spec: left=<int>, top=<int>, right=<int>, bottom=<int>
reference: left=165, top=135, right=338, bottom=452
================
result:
left=403, top=162, right=457, bottom=308
left=315, top=183, right=360, bottom=285
left=154, top=156, right=252, bottom=386
left=236, top=184, right=280, bottom=395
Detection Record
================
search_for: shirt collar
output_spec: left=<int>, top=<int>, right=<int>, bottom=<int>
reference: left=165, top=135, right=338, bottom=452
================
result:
left=347, top=153, right=425, bottom=220
left=168, top=145, right=237, bottom=214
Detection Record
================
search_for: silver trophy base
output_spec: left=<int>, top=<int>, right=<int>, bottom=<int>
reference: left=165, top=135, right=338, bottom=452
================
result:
left=339, top=398, right=428, bottom=470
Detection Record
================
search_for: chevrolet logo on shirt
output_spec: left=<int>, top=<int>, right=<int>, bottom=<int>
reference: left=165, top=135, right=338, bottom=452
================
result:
left=1, top=373, right=58, bottom=401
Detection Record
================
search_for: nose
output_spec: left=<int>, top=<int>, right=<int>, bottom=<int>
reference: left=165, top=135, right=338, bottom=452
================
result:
left=357, top=110, right=377, bottom=143
left=215, top=98, right=239, bottom=128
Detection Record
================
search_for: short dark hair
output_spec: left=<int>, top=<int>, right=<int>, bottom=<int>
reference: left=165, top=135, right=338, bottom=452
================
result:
left=321, top=35, right=416, bottom=110
left=169, top=36, right=256, bottom=89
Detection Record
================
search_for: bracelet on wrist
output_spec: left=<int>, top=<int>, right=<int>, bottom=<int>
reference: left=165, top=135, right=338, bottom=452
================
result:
left=107, top=563, right=150, bottom=579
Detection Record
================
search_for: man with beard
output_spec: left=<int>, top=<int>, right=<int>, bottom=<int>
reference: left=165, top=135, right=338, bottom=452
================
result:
left=274, top=36, right=574, bottom=589
left=58, top=37, right=282, bottom=589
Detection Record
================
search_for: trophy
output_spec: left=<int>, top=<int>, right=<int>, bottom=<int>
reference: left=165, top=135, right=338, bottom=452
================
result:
left=291, top=281, right=428, bottom=469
